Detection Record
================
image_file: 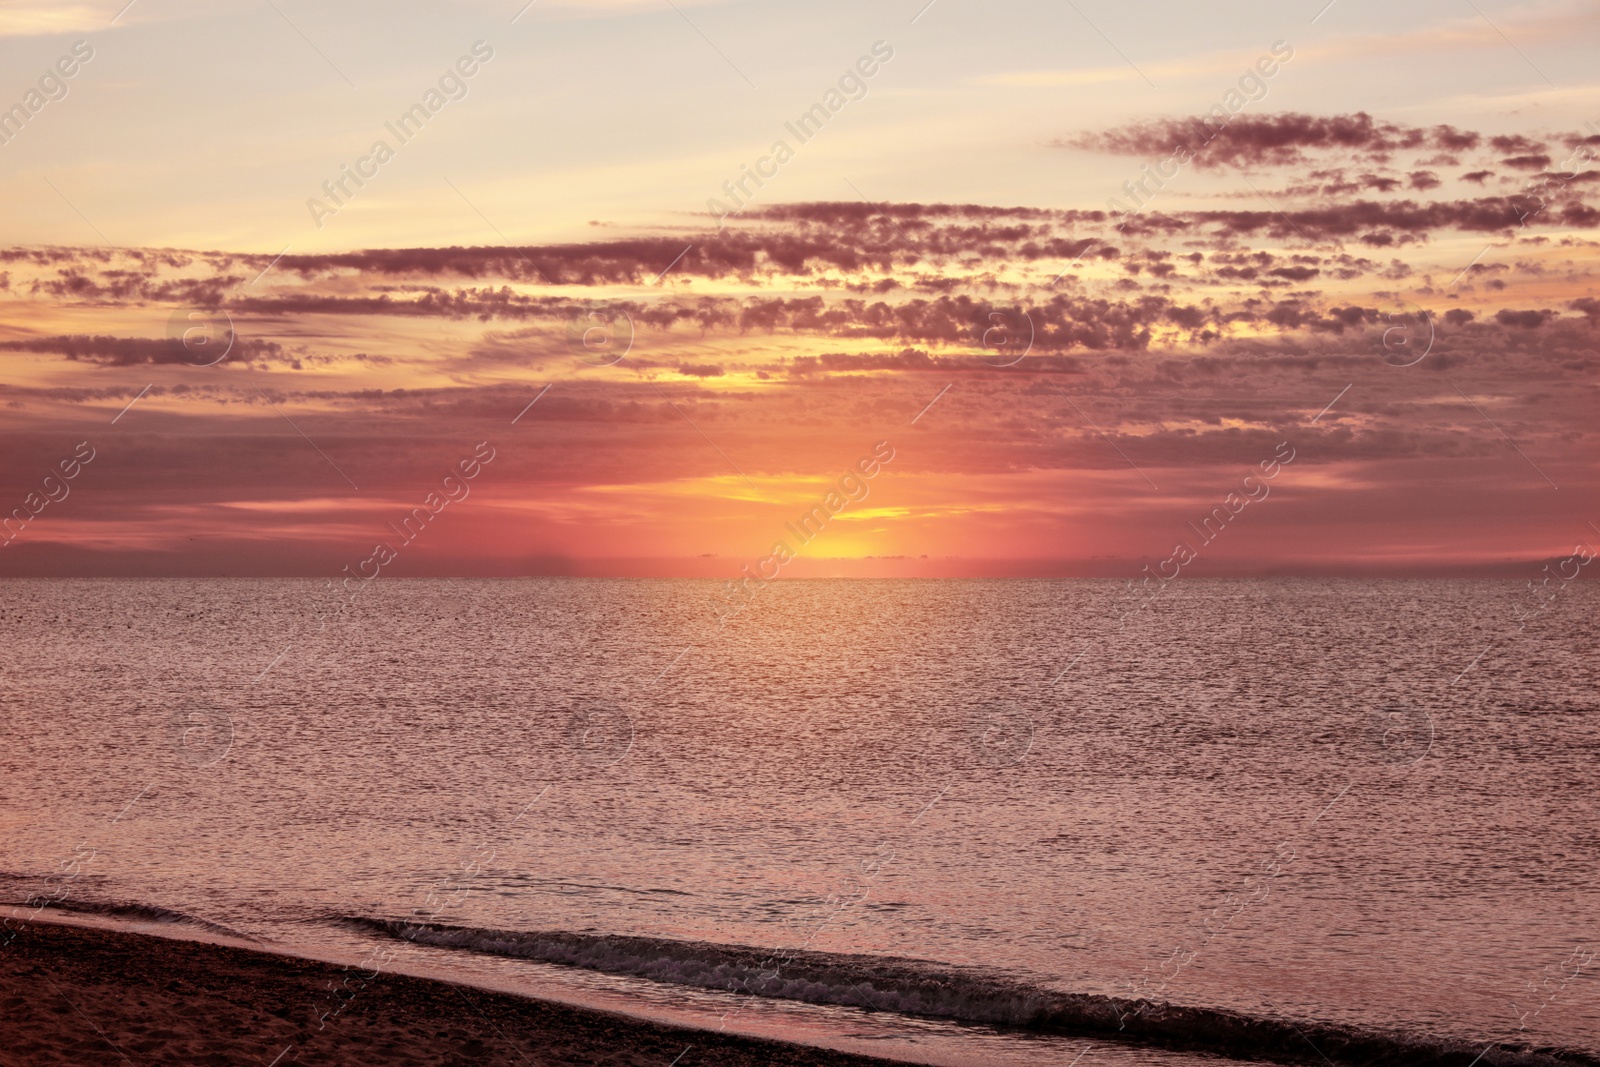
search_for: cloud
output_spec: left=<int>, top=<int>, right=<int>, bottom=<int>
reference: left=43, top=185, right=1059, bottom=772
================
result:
left=1064, top=113, right=1496, bottom=168
left=1501, top=153, right=1554, bottom=171
left=0, top=334, right=286, bottom=365
left=0, top=2, right=106, bottom=37
left=1493, top=308, right=1557, bottom=328
left=1121, top=197, right=1598, bottom=242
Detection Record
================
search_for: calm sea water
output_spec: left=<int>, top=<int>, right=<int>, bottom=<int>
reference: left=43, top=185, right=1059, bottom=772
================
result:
left=2, top=578, right=1596, bottom=1066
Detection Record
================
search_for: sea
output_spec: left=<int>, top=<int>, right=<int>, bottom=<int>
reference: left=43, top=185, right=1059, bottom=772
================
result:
left=2, top=578, right=1597, bottom=1066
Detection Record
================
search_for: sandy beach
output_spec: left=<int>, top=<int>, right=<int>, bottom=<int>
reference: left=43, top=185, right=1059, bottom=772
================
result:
left=0, top=919, right=910, bottom=1066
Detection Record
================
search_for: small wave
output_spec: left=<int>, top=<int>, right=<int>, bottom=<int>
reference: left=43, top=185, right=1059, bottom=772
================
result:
left=340, top=917, right=1599, bottom=1067
left=10, top=898, right=254, bottom=941
left=0, top=870, right=108, bottom=890
left=500, top=878, right=692, bottom=897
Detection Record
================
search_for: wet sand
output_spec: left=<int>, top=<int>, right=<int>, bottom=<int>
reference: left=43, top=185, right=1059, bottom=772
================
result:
left=0, top=919, right=911, bottom=1066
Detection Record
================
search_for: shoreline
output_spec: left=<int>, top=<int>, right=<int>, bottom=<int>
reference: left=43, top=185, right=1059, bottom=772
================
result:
left=0, top=918, right=913, bottom=1066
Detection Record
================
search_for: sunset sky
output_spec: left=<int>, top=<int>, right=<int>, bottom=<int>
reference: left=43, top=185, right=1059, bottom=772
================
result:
left=1, top=0, right=1597, bottom=576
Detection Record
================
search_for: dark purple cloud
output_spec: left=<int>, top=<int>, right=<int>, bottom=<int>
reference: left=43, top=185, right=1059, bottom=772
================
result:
left=1064, top=113, right=1499, bottom=168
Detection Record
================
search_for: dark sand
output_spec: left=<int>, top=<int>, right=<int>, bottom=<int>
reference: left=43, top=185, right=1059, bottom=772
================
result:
left=0, top=919, right=912, bottom=1066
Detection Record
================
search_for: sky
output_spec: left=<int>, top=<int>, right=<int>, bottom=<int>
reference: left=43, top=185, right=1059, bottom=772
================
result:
left=1, top=0, right=1598, bottom=577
